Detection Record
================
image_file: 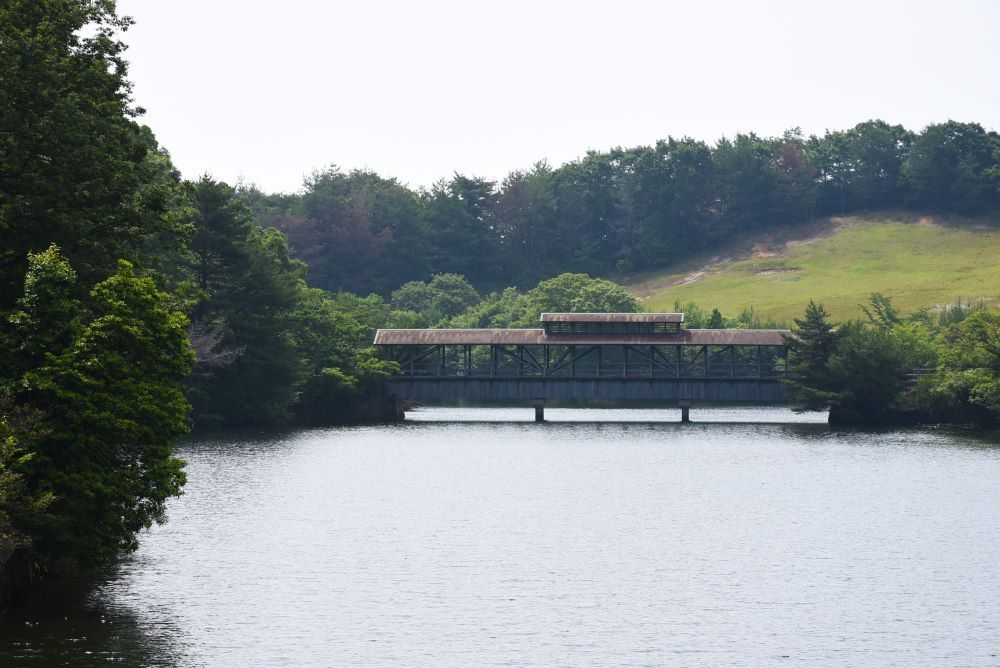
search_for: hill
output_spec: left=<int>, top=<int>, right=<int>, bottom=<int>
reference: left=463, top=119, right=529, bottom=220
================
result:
left=625, top=213, right=1000, bottom=324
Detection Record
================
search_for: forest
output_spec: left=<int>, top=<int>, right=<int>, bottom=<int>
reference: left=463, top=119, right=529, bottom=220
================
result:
left=1, top=0, right=1000, bottom=601
left=240, top=118, right=1000, bottom=296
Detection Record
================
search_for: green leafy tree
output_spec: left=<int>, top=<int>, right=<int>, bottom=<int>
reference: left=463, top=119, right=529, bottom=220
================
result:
left=187, top=176, right=255, bottom=299
left=390, top=273, right=480, bottom=326
left=5, top=246, right=81, bottom=376
left=0, top=398, right=53, bottom=589
left=178, top=180, right=313, bottom=426
left=932, top=309, right=1000, bottom=423
left=448, top=287, right=530, bottom=329
left=674, top=300, right=707, bottom=328
left=495, top=162, right=559, bottom=283
left=712, top=133, right=779, bottom=230
left=807, top=120, right=913, bottom=214
left=902, top=121, right=1000, bottom=213
left=15, top=254, right=192, bottom=570
left=517, top=273, right=640, bottom=325
left=860, top=292, right=901, bottom=330
left=549, top=154, right=619, bottom=274
left=0, top=0, right=183, bottom=307
left=291, top=288, right=399, bottom=424
left=191, top=226, right=306, bottom=425
left=826, top=321, right=911, bottom=420
left=635, top=138, right=716, bottom=266
left=786, top=295, right=943, bottom=422
left=420, top=175, right=501, bottom=286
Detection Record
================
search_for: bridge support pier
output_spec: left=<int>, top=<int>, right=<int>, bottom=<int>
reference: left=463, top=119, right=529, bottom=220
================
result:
left=533, top=399, right=545, bottom=422
left=679, top=400, right=691, bottom=423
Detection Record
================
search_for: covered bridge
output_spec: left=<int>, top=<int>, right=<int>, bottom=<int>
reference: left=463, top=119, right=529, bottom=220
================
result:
left=374, top=313, right=792, bottom=420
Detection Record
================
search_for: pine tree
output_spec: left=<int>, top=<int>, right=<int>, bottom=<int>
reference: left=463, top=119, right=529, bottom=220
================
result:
left=782, top=301, right=843, bottom=410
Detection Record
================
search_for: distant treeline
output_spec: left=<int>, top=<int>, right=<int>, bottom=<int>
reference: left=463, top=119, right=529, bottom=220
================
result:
left=242, top=120, right=1000, bottom=294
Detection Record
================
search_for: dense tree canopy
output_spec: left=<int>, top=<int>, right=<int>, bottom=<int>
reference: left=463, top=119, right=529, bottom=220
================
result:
left=446, top=273, right=641, bottom=329
left=785, top=295, right=1000, bottom=425
left=9, top=249, right=192, bottom=572
left=244, top=121, right=1000, bottom=295
left=0, top=0, right=184, bottom=307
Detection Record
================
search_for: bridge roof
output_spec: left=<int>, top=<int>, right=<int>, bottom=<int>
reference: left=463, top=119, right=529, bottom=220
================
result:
left=374, top=328, right=789, bottom=346
left=540, top=312, right=684, bottom=323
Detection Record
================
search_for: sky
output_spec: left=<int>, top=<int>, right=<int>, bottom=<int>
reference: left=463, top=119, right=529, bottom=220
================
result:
left=116, top=0, right=1000, bottom=194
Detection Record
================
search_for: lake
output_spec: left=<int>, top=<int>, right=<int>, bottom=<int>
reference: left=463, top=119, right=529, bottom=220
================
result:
left=3, top=407, right=999, bottom=666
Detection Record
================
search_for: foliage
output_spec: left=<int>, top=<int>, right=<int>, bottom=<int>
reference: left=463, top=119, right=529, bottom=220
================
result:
left=785, top=295, right=1000, bottom=425
left=179, top=178, right=399, bottom=426
left=782, top=302, right=844, bottom=411
left=860, top=292, right=901, bottom=329
left=518, top=273, right=640, bottom=324
left=290, top=289, right=398, bottom=425
left=825, top=321, right=911, bottom=418
left=902, top=121, right=1000, bottom=213
left=0, top=1, right=199, bottom=597
left=0, top=398, right=52, bottom=587
left=390, top=274, right=480, bottom=326
left=807, top=120, right=914, bottom=213
left=427, top=273, right=641, bottom=329
left=0, top=0, right=185, bottom=307
left=180, top=179, right=305, bottom=425
left=448, top=287, right=530, bottom=329
left=238, top=118, right=1000, bottom=297
left=12, top=253, right=193, bottom=570
left=931, top=309, right=1000, bottom=422
left=264, top=167, right=426, bottom=295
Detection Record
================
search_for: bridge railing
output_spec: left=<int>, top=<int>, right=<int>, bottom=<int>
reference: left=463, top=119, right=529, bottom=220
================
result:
left=390, top=343, right=788, bottom=380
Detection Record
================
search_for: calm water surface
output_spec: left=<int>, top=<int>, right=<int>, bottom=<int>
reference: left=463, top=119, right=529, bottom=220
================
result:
left=3, top=407, right=1000, bottom=667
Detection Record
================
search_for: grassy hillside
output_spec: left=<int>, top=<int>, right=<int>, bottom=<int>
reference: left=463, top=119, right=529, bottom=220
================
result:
left=626, top=214, right=1000, bottom=325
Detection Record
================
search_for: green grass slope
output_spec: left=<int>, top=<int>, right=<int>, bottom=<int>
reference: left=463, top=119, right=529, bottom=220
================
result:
left=627, top=214, right=1000, bottom=325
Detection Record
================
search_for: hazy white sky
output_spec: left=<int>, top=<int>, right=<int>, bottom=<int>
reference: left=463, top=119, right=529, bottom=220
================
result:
left=116, top=0, right=1000, bottom=194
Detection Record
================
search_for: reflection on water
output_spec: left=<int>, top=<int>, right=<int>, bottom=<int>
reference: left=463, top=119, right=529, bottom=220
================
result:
left=3, top=408, right=999, bottom=666
left=0, top=576, right=182, bottom=667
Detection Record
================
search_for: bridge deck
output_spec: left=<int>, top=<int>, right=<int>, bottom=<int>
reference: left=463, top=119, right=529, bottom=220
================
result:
left=386, top=377, right=789, bottom=403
